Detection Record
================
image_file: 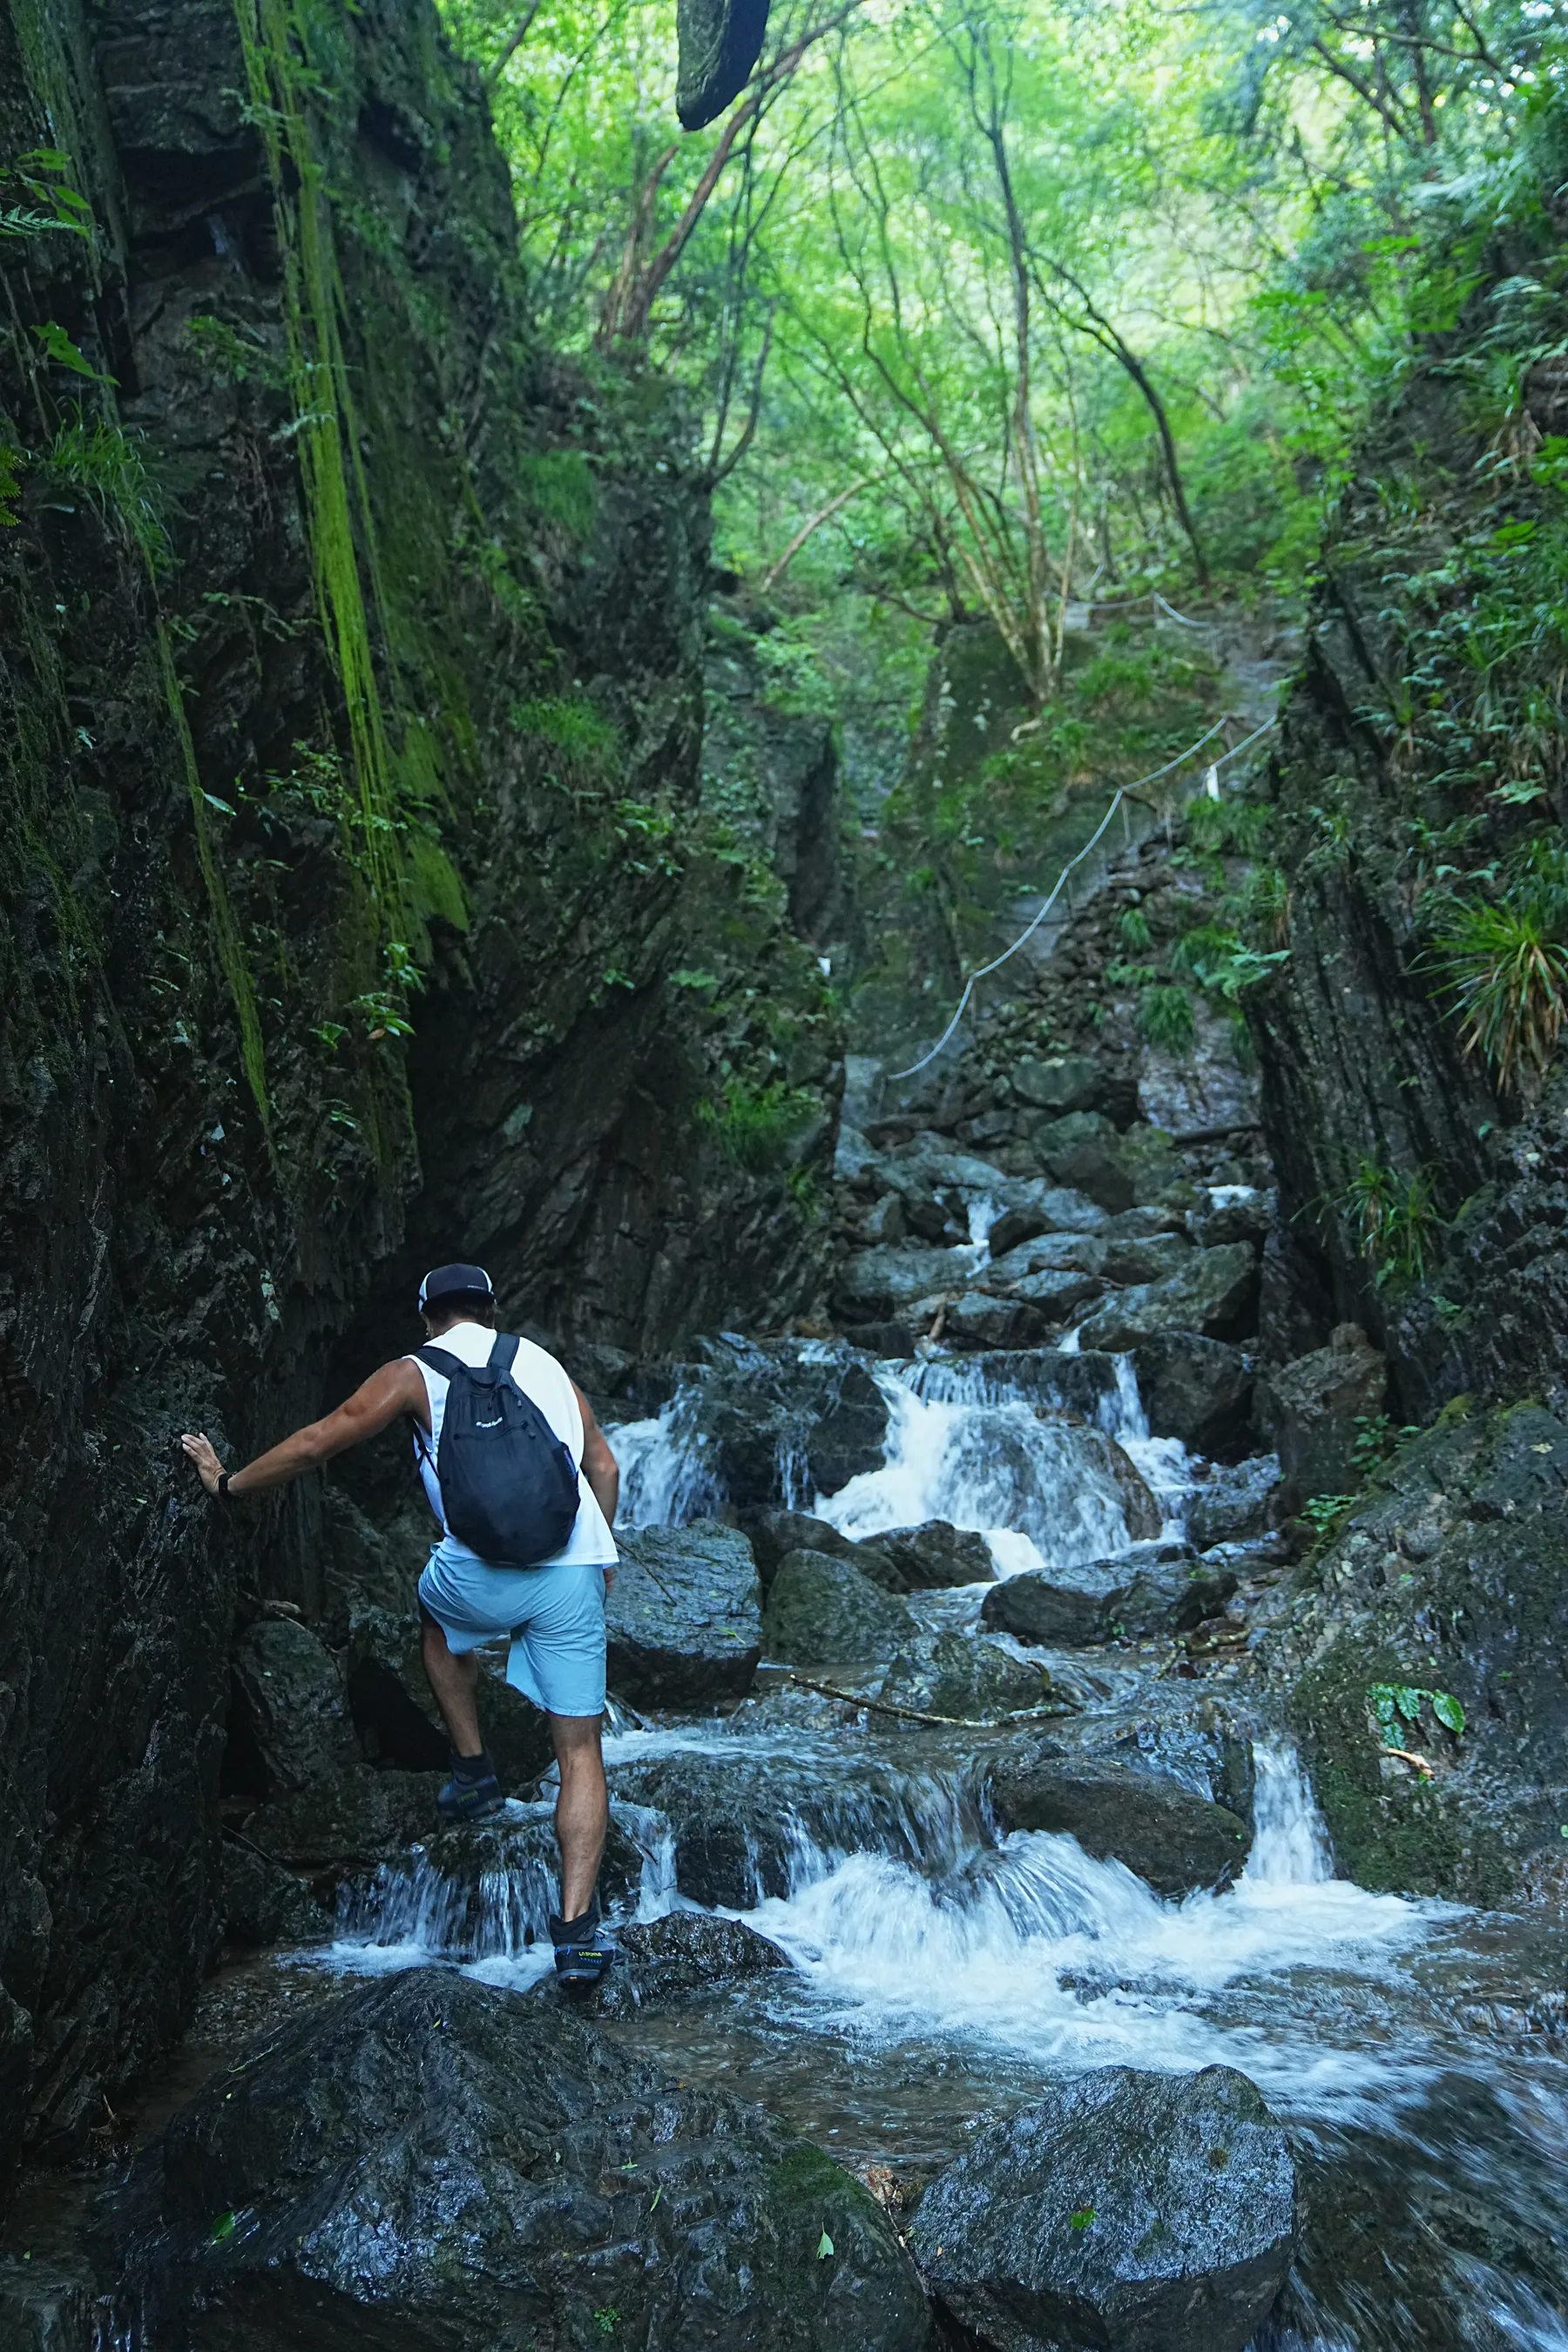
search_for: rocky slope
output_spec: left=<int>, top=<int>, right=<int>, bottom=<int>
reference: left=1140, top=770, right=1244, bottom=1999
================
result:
left=0, top=0, right=836, bottom=2166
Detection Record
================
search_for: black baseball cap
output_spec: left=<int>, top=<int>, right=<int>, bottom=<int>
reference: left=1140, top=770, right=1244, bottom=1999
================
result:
left=417, top=1262, right=494, bottom=1311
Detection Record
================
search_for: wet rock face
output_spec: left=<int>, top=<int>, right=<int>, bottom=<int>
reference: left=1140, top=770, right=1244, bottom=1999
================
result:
left=985, top=1743, right=1253, bottom=1897
left=1266, top=1403, right=1568, bottom=1902
left=229, top=1619, right=361, bottom=1797
left=218, top=1843, right=330, bottom=1950
left=881, top=1633, right=1047, bottom=1722
left=910, top=2064, right=1295, bottom=2352
left=120, top=1969, right=931, bottom=2351
left=607, top=1521, right=762, bottom=1706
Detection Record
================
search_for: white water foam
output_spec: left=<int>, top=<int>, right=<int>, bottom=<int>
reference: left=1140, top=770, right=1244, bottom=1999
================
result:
left=815, top=1369, right=1169, bottom=1575
left=738, top=1744, right=1441, bottom=2116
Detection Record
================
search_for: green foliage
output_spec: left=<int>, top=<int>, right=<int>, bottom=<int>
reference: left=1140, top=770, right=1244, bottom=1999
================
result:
left=1302, top=1492, right=1356, bottom=1535
left=186, top=312, right=288, bottom=389
left=517, top=448, right=597, bottom=536
left=46, top=409, right=166, bottom=568
left=1138, top=984, right=1195, bottom=1054
left=698, top=1076, right=819, bottom=1172
left=0, top=436, right=22, bottom=528
left=1369, top=1682, right=1467, bottom=1749
left=1342, top=1158, right=1443, bottom=1288
left=1118, top=905, right=1151, bottom=951
left=1426, top=853, right=1568, bottom=1091
left=511, top=695, right=622, bottom=782
left=1, top=149, right=92, bottom=242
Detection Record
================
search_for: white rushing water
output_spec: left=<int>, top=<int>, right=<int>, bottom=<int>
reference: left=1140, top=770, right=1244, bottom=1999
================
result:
left=609, top=1342, right=1193, bottom=1569
left=320, top=1742, right=1444, bottom=2124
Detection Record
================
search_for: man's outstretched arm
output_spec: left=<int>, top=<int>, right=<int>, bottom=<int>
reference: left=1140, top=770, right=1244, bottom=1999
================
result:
left=181, top=1357, right=428, bottom=1498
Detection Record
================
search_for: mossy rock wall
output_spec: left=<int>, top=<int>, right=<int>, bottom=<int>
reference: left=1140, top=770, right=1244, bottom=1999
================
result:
left=1263, top=1402, right=1568, bottom=1905
left=0, top=0, right=836, bottom=2170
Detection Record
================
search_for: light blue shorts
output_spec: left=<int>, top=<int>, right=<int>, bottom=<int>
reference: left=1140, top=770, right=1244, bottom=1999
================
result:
left=417, top=1538, right=607, bottom=1719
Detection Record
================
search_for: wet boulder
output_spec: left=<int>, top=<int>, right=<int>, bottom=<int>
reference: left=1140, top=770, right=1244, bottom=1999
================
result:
left=987, top=1185, right=1110, bottom=1257
left=941, top=1291, right=1054, bottom=1350
left=608, top=1520, right=761, bottom=1706
left=834, top=1244, right=980, bottom=1321
left=1098, top=1230, right=1193, bottom=1286
left=121, top=1969, right=931, bottom=2351
left=878, top=1520, right=997, bottom=1590
left=986, top=1742, right=1252, bottom=1896
left=1078, top=1243, right=1259, bottom=1351
left=910, top=2063, right=1295, bottom=2352
left=686, top=1342, right=891, bottom=1503
left=740, top=1508, right=906, bottom=1592
left=841, top=1317, right=919, bottom=1359
left=229, top=1617, right=360, bottom=1796
left=1112, top=1551, right=1238, bottom=1639
left=880, top=1632, right=1049, bottom=1721
left=1186, top=1455, right=1283, bottom=1551
left=984, top=1232, right=1109, bottom=1288
left=596, top=1912, right=792, bottom=2018
left=1256, top=1322, right=1386, bottom=1508
left=1129, top=1335, right=1254, bottom=1459
left=1030, top=1112, right=1136, bottom=1211
left=608, top=1746, right=979, bottom=1907
left=353, top=1806, right=647, bottom=1950
left=763, top=1549, right=913, bottom=1669
left=981, top=1561, right=1128, bottom=1647
left=1187, top=1185, right=1274, bottom=1250
left=1010, top=1052, right=1102, bottom=1116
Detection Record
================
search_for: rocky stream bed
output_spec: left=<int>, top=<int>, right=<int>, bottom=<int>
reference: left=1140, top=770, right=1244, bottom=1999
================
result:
left=6, top=1082, right=1568, bottom=2352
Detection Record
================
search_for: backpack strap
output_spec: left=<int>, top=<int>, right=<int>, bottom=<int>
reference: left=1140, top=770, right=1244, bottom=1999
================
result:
left=409, top=1344, right=466, bottom=1471
left=488, top=1333, right=521, bottom=1375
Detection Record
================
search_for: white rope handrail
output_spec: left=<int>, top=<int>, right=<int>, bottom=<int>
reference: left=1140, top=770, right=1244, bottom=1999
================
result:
left=887, top=712, right=1279, bottom=1082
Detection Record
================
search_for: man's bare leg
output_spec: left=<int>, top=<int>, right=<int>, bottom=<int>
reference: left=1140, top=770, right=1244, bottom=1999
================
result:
left=420, top=1614, right=484, bottom=1757
left=551, top=1712, right=607, bottom=1921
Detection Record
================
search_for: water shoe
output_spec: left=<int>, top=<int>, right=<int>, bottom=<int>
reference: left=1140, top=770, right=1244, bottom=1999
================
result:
left=550, top=1903, right=613, bottom=1986
left=436, top=1762, right=504, bottom=1823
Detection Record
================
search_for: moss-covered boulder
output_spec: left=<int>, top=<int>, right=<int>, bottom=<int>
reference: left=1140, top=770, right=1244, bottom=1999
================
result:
left=1263, top=1402, right=1568, bottom=1903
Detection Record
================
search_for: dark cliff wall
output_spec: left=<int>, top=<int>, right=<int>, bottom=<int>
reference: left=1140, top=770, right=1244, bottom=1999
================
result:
left=1247, top=233, right=1568, bottom=1418
left=0, top=0, right=837, bottom=2168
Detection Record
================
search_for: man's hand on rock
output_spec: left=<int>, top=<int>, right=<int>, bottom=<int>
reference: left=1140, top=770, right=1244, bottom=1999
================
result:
left=180, top=1430, right=226, bottom=1496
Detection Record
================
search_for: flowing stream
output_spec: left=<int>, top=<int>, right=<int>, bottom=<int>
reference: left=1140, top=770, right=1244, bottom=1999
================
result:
left=317, top=1347, right=1568, bottom=2352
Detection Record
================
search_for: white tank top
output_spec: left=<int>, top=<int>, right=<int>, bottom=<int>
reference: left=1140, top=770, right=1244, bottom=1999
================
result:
left=407, top=1321, right=618, bottom=1568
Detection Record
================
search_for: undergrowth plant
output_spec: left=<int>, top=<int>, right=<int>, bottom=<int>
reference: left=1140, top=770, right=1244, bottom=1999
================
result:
left=1425, top=844, right=1568, bottom=1091
left=1342, top=1156, right=1443, bottom=1287
left=698, top=1076, right=819, bottom=1173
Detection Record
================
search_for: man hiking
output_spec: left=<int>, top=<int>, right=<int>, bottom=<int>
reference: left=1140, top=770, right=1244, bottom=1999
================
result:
left=181, top=1261, right=619, bottom=1985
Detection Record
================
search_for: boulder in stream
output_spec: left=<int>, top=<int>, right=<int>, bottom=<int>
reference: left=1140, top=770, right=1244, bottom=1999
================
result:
left=1186, top=1454, right=1283, bottom=1550
left=763, top=1548, right=912, bottom=1669
left=941, top=1291, right=1054, bottom=1349
left=835, top=1243, right=982, bottom=1321
left=219, top=1840, right=331, bottom=1950
left=910, top=2062, right=1295, bottom=2352
left=120, top=1969, right=931, bottom=2350
left=741, top=1508, right=906, bottom=1592
left=595, top=1911, right=792, bottom=2017
left=981, top=1562, right=1128, bottom=1646
left=344, top=1601, right=555, bottom=1787
left=686, top=1342, right=892, bottom=1503
left=877, top=1520, right=997, bottom=1590
left=1255, top=1321, right=1387, bottom=1507
left=880, top=1632, right=1049, bottom=1722
left=987, top=1185, right=1110, bottom=1257
left=607, top=1519, right=762, bottom=1705
left=1078, top=1243, right=1259, bottom=1350
left=243, top=1763, right=445, bottom=1869
left=986, top=1742, right=1252, bottom=1896
left=1130, top=1333, right=1254, bottom=1459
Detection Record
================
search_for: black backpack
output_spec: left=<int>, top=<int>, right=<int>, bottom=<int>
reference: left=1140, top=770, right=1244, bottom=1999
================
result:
left=414, top=1334, right=581, bottom=1566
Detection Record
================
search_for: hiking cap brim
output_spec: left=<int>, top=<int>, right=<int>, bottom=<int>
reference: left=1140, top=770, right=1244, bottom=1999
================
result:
left=418, top=1262, right=495, bottom=1311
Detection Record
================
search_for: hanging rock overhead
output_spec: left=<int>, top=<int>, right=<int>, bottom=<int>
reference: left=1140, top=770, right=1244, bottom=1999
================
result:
left=677, top=0, right=772, bottom=127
